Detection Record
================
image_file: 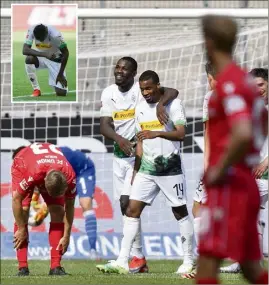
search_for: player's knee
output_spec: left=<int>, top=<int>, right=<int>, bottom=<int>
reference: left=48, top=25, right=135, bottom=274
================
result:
left=172, top=204, right=189, bottom=221
left=48, top=205, right=65, bottom=222
left=120, top=195, right=129, bottom=215
left=55, top=87, right=67, bottom=96
left=125, top=200, right=145, bottom=218
left=79, top=197, right=92, bottom=212
left=25, top=55, right=39, bottom=67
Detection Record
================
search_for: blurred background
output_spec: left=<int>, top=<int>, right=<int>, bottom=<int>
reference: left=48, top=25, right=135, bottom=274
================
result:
left=1, top=0, right=268, bottom=260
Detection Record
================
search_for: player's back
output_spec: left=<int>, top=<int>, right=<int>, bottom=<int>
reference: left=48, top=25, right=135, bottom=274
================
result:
left=13, top=142, right=75, bottom=185
left=208, top=62, right=267, bottom=171
left=60, top=146, right=95, bottom=176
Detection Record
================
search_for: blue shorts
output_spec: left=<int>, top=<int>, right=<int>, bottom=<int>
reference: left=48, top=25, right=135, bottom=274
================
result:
left=76, top=169, right=96, bottom=198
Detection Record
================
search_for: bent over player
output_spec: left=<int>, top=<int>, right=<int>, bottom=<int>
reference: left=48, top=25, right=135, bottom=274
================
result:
left=97, top=70, right=194, bottom=274
left=196, top=15, right=268, bottom=284
left=23, top=24, right=69, bottom=97
left=12, top=143, right=76, bottom=276
left=29, top=147, right=98, bottom=260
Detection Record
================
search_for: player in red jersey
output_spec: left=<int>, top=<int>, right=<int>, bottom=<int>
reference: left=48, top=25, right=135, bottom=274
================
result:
left=195, top=15, right=268, bottom=284
left=11, top=143, right=76, bottom=276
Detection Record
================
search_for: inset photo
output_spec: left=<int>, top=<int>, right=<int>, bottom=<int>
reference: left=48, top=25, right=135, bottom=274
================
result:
left=11, top=3, right=77, bottom=102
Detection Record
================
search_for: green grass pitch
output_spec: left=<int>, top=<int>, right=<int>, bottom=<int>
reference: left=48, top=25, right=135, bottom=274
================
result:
left=12, top=31, right=77, bottom=102
left=1, top=259, right=263, bottom=284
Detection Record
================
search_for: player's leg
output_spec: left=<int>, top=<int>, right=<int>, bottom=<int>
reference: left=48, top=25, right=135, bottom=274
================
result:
left=24, top=56, right=41, bottom=97
left=156, top=174, right=194, bottom=274
left=44, top=60, right=68, bottom=96
left=77, top=170, right=97, bottom=259
left=97, top=173, right=157, bottom=274
left=41, top=192, right=68, bottom=275
left=123, top=160, right=147, bottom=271
left=14, top=190, right=32, bottom=276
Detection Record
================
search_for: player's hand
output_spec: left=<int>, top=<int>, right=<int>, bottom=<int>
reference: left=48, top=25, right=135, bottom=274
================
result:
left=137, top=130, right=159, bottom=141
left=44, top=51, right=56, bottom=60
left=156, top=103, right=169, bottom=125
left=116, top=137, right=134, bottom=156
left=253, top=160, right=268, bottom=179
left=56, top=74, right=67, bottom=88
left=13, top=227, right=28, bottom=250
left=56, top=235, right=70, bottom=255
left=204, top=167, right=226, bottom=187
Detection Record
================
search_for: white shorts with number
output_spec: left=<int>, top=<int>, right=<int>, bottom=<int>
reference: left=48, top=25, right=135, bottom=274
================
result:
left=193, top=178, right=208, bottom=204
left=130, top=172, right=187, bottom=207
left=37, top=57, right=68, bottom=90
left=256, top=179, right=268, bottom=209
left=113, top=156, right=135, bottom=200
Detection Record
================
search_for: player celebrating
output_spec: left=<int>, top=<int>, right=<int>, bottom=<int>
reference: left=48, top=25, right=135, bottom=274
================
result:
left=196, top=15, right=268, bottom=284
left=12, top=143, right=76, bottom=276
left=23, top=23, right=69, bottom=97
left=97, top=70, right=194, bottom=274
left=220, top=67, right=268, bottom=274
left=191, top=62, right=216, bottom=249
left=99, top=57, right=178, bottom=273
left=28, top=146, right=98, bottom=260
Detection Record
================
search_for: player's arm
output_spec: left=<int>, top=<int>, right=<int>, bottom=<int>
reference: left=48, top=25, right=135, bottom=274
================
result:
left=157, top=87, right=179, bottom=125
left=22, top=43, right=50, bottom=58
left=56, top=45, right=69, bottom=88
left=203, top=121, right=210, bottom=171
left=131, top=140, right=143, bottom=185
left=63, top=197, right=75, bottom=238
left=100, top=89, right=133, bottom=156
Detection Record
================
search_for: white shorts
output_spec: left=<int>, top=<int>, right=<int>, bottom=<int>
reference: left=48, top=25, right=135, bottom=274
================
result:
left=37, top=57, right=68, bottom=90
left=113, top=156, right=135, bottom=200
left=257, top=179, right=268, bottom=209
left=193, top=178, right=208, bottom=204
left=130, top=172, right=187, bottom=207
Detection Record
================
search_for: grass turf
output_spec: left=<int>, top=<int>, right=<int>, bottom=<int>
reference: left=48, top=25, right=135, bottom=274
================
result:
left=1, top=259, right=260, bottom=284
left=12, top=31, right=76, bottom=102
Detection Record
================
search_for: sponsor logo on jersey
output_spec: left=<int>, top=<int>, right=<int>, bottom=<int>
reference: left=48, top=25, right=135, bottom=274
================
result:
left=19, top=179, right=29, bottom=191
left=140, top=120, right=163, bottom=131
left=35, top=43, right=52, bottom=49
left=113, top=109, right=135, bottom=121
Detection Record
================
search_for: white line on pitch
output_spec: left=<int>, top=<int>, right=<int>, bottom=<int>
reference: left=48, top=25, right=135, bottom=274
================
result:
left=13, top=90, right=76, bottom=99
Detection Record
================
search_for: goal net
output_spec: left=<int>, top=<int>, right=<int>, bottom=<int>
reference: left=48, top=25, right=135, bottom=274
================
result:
left=1, top=1, right=268, bottom=259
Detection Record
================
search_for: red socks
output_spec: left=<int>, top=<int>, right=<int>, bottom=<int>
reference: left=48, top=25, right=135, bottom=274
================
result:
left=196, top=278, right=219, bottom=284
left=255, top=271, right=268, bottom=284
left=14, top=223, right=29, bottom=269
left=49, top=222, right=64, bottom=269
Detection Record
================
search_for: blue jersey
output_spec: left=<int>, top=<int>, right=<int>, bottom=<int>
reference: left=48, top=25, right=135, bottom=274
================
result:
left=60, top=147, right=95, bottom=176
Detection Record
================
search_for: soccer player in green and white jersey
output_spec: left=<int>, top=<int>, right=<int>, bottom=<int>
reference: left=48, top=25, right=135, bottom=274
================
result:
left=99, top=58, right=179, bottom=273
left=97, top=70, right=194, bottom=274
left=23, top=24, right=69, bottom=97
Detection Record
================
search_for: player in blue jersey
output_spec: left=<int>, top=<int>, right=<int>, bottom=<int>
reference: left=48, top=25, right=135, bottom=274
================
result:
left=29, top=146, right=98, bottom=259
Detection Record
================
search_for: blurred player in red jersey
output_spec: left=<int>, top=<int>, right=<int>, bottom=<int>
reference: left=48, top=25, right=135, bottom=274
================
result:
left=11, top=143, right=76, bottom=276
left=195, top=15, right=268, bottom=284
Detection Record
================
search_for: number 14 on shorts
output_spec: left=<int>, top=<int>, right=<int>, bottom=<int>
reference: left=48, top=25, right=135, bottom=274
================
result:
left=173, top=183, right=184, bottom=199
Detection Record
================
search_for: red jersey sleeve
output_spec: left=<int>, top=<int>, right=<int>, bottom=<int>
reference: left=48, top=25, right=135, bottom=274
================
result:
left=220, top=81, right=251, bottom=125
left=11, top=158, right=36, bottom=197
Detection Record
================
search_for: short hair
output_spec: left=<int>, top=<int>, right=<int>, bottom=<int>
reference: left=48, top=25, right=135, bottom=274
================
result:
left=33, top=24, right=47, bottom=39
left=45, top=170, right=68, bottom=197
left=205, top=61, right=216, bottom=77
left=119, top=57, right=137, bottom=72
left=202, top=15, right=238, bottom=54
left=12, top=146, right=26, bottom=159
left=249, top=68, right=268, bottom=81
left=139, top=70, right=160, bottom=84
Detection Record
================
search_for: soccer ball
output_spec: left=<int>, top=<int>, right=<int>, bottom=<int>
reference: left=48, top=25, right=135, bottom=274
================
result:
left=28, top=203, right=48, bottom=227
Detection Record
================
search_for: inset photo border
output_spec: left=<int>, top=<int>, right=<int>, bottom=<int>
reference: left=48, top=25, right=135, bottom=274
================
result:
left=11, top=3, right=78, bottom=103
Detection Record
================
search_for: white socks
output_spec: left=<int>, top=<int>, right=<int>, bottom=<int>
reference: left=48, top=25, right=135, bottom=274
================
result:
left=193, top=217, right=201, bottom=246
left=25, top=64, right=40, bottom=90
left=122, top=215, right=144, bottom=259
left=117, top=216, right=140, bottom=265
left=178, top=216, right=194, bottom=264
